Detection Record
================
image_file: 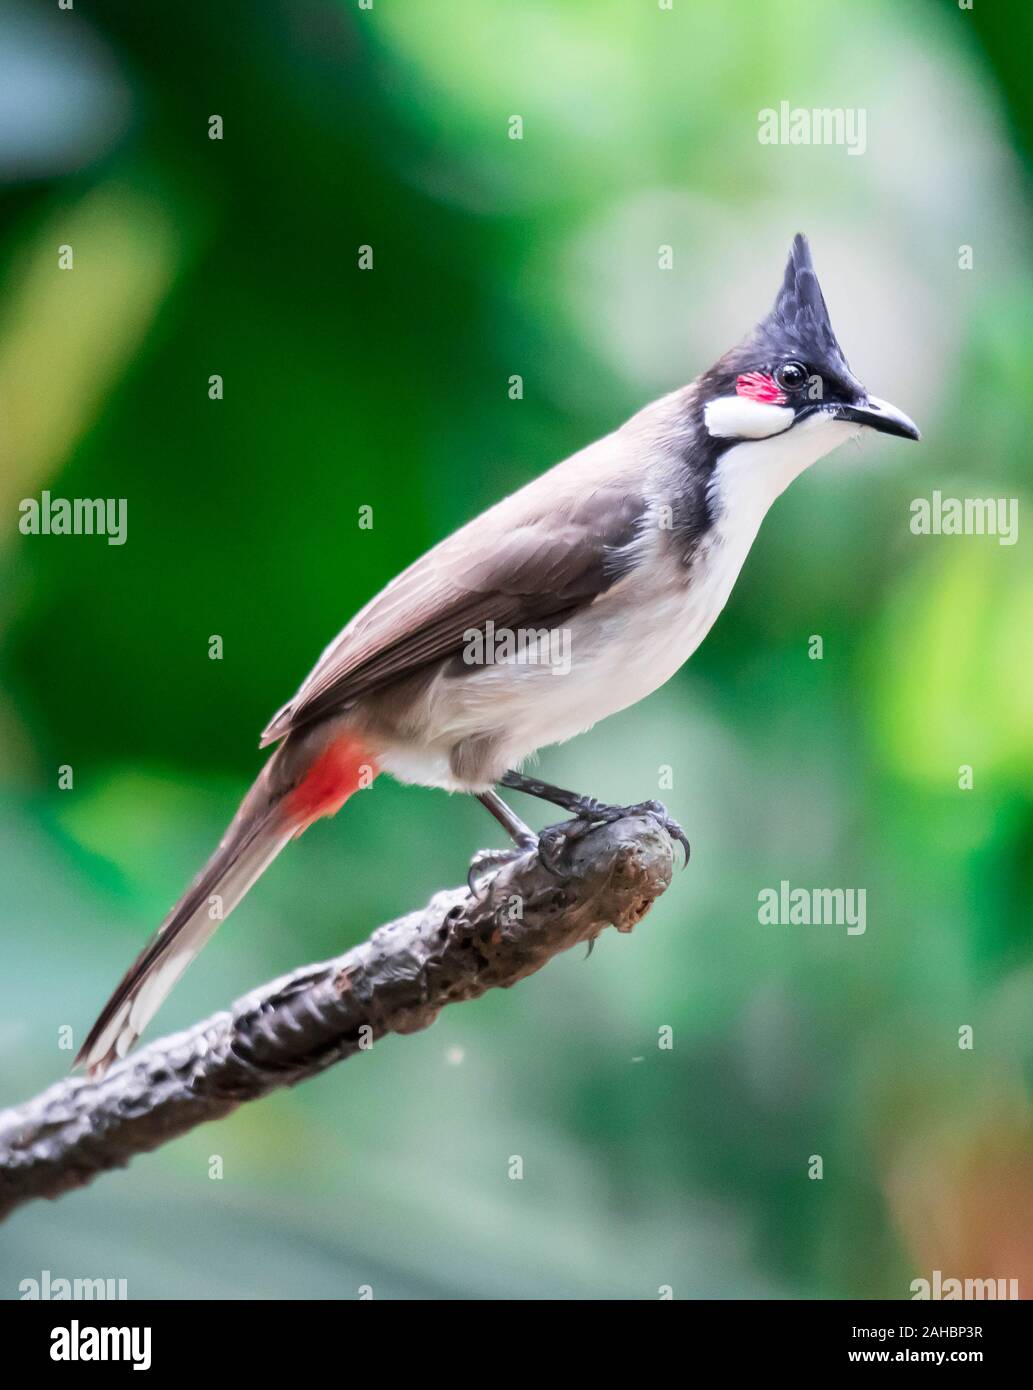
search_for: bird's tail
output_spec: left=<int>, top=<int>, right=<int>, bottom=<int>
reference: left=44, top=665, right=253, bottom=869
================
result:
left=77, top=730, right=375, bottom=1077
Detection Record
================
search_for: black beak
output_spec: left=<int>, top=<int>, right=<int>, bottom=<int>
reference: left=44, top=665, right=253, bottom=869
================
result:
left=834, top=395, right=921, bottom=441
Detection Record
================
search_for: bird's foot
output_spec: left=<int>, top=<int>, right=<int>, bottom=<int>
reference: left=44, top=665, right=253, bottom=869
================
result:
left=538, top=798, right=690, bottom=871
left=466, top=841, right=537, bottom=897
left=623, top=799, right=691, bottom=866
left=467, top=826, right=582, bottom=891
left=497, top=772, right=689, bottom=868
left=467, top=799, right=689, bottom=897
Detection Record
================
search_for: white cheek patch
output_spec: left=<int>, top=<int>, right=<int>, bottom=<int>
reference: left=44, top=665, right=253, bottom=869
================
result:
left=704, top=395, right=794, bottom=440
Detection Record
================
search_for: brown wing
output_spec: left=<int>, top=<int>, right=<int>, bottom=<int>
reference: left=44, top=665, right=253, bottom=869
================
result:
left=261, top=474, right=645, bottom=745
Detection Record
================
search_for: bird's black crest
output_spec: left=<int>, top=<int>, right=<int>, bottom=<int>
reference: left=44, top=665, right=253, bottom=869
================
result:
left=752, top=232, right=851, bottom=375
left=695, top=233, right=858, bottom=403
left=681, top=234, right=866, bottom=498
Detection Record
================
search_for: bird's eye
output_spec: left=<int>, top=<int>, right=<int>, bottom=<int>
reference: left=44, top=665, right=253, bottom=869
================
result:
left=774, top=361, right=807, bottom=391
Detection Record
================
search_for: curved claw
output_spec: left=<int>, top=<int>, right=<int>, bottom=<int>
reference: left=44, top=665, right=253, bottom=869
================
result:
left=467, top=849, right=509, bottom=897
left=469, top=796, right=689, bottom=899
left=539, top=802, right=691, bottom=872
left=534, top=832, right=564, bottom=877
left=655, top=812, right=690, bottom=868
left=629, top=800, right=691, bottom=868
left=536, top=817, right=598, bottom=877
left=466, top=842, right=538, bottom=897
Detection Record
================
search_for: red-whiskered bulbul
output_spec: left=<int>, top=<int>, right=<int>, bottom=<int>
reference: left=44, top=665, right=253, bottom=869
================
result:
left=79, top=234, right=919, bottom=1075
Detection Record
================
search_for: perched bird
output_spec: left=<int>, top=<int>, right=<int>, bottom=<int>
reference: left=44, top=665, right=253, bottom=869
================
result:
left=79, top=233, right=919, bottom=1075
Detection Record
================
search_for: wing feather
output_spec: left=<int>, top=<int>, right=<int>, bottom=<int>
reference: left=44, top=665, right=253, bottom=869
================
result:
left=262, top=472, right=646, bottom=745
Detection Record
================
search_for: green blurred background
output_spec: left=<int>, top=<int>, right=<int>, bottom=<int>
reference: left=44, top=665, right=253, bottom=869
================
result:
left=2, top=0, right=1032, bottom=1299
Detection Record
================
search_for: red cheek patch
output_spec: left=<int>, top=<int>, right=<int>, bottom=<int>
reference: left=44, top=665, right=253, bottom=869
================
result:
left=735, top=372, right=787, bottom=406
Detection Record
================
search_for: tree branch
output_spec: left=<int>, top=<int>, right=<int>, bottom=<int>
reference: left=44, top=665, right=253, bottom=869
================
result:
left=0, top=812, right=675, bottom=1222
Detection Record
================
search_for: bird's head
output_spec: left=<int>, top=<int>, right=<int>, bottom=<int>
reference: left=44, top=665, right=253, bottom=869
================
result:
left=698, top=233, right=920, bottom=453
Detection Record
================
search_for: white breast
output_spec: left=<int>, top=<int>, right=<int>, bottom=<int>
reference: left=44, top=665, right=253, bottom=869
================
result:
left=381, top=538, right=751, bottom=789
left=379, top=411, right=861, bottom=789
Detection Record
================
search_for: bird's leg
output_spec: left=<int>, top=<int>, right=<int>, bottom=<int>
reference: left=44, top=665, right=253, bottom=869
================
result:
left=468, top=790, right=539, bottom=894
left=477, top=789, right=538, bottom=848
left=499, top=770, right=690, bottom=867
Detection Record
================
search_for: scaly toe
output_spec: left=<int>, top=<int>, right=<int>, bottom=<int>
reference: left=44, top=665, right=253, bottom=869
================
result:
left=536, top=818, right=595, bottom=876
left=466, top=844, right=534, bottom=897
left=630, top=800, right=690, bottom=867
